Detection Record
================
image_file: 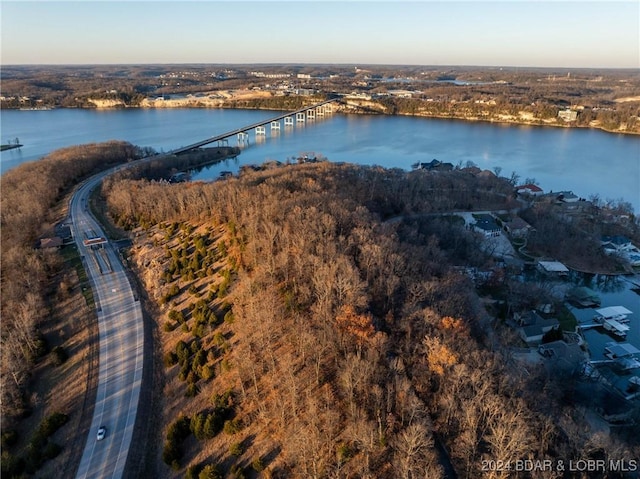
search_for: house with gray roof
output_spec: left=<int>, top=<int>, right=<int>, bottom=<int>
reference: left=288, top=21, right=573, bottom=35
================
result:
left=516, top=311, right=560, bottom=345
left=504, top=217, right=532, bottom=238
left=472, top=214, right=501, bottom=237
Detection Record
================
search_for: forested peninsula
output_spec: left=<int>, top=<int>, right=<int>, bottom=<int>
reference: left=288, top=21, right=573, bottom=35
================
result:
left=104, top=161, right=638, bottom=478
left=2, top=141, right=639, bottom=478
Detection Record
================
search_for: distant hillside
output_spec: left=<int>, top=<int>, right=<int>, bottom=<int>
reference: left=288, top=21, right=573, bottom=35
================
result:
left=102, top=163, right=639, bottom=478
left=2, top=64, right=639, bottom=134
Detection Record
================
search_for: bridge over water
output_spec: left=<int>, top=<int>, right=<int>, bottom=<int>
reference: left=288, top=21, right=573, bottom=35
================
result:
left=170, top=98, right=339, bottom=155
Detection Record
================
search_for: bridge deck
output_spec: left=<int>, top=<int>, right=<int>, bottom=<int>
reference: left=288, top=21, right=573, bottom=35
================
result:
left=170, top=98, right=338, bottom=155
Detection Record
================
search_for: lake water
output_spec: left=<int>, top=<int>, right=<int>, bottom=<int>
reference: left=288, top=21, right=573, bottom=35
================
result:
left=1, top=108, right=639, bottom=211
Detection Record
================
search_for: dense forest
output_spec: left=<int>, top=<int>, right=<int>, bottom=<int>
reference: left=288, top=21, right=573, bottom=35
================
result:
left=0, top=141, right=141, bottom=413
left=102, top=162, right=639, bottom=478
left=0, top=142, right=254, bottom=478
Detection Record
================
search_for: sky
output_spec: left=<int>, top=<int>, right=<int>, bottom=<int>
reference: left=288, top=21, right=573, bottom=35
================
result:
left=1, top=1, right=638, bottom=68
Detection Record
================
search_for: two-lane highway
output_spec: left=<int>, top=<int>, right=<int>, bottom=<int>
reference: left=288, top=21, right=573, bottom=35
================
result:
left=71, top=171, right=144, bottom=479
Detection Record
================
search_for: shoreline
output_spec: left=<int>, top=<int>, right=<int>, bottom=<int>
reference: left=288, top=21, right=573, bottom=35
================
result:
left=389, top=110, right=640, bottom=136
left=4, top=103, right=638, bottom=136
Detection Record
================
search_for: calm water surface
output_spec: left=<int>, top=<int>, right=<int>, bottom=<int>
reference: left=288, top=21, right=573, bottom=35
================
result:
left=1, top=108, right=639, bottom=210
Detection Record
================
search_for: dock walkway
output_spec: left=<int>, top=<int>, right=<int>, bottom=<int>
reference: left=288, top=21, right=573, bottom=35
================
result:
left=1, top=143, right=23, bottom=152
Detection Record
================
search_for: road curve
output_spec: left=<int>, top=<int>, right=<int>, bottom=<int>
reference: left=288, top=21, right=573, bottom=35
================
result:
left=71, top=169, right=144, bottom=479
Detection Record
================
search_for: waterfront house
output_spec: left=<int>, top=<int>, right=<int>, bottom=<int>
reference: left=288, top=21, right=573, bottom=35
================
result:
left=516, top=311, right=560, bottom=345
left=537, top=340, right=584, bottom=374
left=537, top=260, right=569, bottom=276
left=558, top=109, right=578, bottom=122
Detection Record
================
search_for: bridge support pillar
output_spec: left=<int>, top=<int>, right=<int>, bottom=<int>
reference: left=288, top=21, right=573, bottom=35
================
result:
left=217, top=139, right=229, bottom=146
left=296, top=112, right=306, bottom=123
left=270, top=121, right=280, bottom=131
left=306, top=109, right=315, bottom=120
left=316, top=106, right=324, bottom=116
left=284, top=116, right=294, bottom=126
left=256, top=126, right=266, bottom=136
left=237, top=132, right=249, bottom=143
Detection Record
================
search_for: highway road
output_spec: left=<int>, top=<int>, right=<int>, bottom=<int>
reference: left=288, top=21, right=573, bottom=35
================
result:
left=68, top=101, right=329, bottom=477
left=71, top=170, right=144, bottom=479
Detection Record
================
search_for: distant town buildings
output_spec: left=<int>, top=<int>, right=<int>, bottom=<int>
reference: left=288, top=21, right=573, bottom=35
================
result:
left=250, top=71, right=291, bottom=79
left=516, top=183, right=543, bottom=197
left=558, top=109, right=578, bottom=122
left=387, top=90, right=415, bottom=98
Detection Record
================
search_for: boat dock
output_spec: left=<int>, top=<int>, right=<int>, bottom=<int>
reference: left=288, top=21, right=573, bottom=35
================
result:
left=578, top=323, right=600, bottom=330
left=594, top=306, right=633, bottom=323
left=602, top=318, right=630, bottom=338
left=604, top=342, right=640, bottom=360
left=590, top=359, right=617, bottom=365
left=1, top=143, right=23, bottom=152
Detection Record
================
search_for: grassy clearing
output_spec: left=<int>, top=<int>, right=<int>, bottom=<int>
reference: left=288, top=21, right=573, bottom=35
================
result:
left=60, top=244, right=95, bottom=310
left=557, top=305, right=578, bottom=331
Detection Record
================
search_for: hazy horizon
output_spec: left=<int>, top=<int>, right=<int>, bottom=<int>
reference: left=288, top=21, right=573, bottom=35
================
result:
left=2, top=62, right=639, bottom=71
left=1, top=1, right=638, bottom=69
